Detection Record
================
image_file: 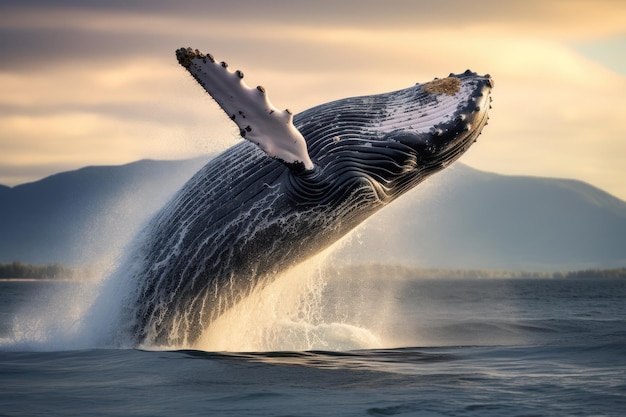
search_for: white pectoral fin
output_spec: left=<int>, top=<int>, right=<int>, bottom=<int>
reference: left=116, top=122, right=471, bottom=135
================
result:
left=176, top=48, right=314, bottom=171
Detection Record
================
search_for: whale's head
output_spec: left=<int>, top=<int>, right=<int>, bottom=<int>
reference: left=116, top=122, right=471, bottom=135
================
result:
left=175, top=47, right=492, bottom=209
left=292, top=71, right=493, bottom=205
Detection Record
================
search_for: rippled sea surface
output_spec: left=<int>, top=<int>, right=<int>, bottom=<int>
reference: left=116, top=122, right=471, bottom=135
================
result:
left=1, top=277, right=625, bottom=416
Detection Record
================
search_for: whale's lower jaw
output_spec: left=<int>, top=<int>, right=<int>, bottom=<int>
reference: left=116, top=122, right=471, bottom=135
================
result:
left=114, top=57, right=493, bottom=346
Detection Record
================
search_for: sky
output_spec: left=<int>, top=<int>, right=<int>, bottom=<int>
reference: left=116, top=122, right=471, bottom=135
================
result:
left=1, top=0, right=625, bottom=199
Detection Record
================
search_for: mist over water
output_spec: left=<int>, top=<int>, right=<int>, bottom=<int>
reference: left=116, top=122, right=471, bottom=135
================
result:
left=3, top=229, right=394, bottom=352
left=6, top=279, right=100, bottom=351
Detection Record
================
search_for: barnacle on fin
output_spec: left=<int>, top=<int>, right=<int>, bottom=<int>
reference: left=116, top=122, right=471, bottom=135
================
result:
left=176, top=48, right=205, bottom=68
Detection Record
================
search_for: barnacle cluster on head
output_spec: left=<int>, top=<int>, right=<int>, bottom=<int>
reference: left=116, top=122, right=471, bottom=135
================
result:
left=421, top=77, right=461, bottom=95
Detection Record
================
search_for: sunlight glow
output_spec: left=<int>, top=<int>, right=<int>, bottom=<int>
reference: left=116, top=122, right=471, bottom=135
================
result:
left=0, top=1, right=625, bottom=198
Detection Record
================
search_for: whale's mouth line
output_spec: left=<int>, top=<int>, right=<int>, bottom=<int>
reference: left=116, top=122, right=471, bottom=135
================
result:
left=295, top=71, right=492, bottom=201
left=286, top=72, right=492, bottom=208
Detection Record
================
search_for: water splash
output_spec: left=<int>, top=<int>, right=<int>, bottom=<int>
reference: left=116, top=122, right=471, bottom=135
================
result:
left=3, top=231, right=384, bottom=352
left=193, top=252, right=381, bottom=352
left=6, top=277, right=103, bottom=351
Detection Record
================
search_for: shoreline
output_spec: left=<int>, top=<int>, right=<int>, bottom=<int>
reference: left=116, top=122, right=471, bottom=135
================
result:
left=0, top=278, right=76, bottom=282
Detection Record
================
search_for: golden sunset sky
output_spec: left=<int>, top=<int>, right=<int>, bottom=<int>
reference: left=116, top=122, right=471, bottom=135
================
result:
left=1, top=1, right=625, bottom=199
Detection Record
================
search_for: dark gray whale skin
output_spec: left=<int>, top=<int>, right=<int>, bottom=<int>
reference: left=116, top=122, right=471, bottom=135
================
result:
left=120, top=71, right=493, bottom=346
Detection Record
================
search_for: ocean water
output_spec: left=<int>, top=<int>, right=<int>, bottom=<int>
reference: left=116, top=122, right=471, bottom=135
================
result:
left=1, top=275, right=625, bottom=416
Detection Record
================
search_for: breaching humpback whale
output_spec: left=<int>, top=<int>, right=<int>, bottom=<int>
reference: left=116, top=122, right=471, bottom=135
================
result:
left=116, top=48, right=493, bottom=346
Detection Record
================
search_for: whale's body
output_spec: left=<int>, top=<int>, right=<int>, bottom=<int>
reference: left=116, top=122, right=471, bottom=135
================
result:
left=113, top=49, right=493, bottom=346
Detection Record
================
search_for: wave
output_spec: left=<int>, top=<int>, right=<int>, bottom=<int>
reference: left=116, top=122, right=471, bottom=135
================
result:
left=3, top=259, right=624, bottom=353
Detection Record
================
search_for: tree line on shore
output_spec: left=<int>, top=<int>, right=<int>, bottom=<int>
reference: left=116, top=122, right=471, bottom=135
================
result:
left=0, top=262, right=76, bottom=279
left=1, top=261, right=625, bottom=280
left=325, top=264, right=626, bottom=280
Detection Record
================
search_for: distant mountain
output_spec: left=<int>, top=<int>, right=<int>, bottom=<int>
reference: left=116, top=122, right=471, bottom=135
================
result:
left=0, top=158, right=208, bottom=266
left=1, top=159, right=625, bottom=271
left=338, top=164, right=626, bottom=271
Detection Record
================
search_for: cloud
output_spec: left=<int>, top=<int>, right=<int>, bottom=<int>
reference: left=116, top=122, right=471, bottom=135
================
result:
left=2, top=0, right=624, bottom=34
left=574, top=35, right=626, bottom=76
